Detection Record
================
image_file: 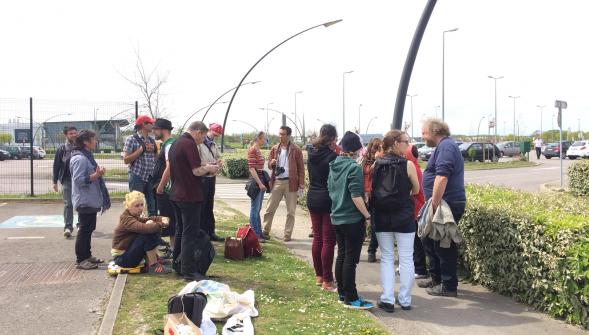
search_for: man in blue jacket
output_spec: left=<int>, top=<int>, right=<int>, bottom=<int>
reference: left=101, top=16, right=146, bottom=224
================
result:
left=52, top=126, right=78, bottom=238
left=419, top=119, right=466, bottom=297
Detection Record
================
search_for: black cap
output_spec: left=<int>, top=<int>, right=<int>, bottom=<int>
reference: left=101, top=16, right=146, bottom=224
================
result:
left=153, top=118, right=173, bottom=130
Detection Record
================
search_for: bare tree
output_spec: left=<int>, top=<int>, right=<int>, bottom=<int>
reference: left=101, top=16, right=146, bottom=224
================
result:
left=121, top=48, right=169, bottom=118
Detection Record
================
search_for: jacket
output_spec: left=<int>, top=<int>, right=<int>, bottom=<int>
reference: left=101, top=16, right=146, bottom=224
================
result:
left=306, top=145, right=338, bottom=212
left=111, top=210, right=164, bottom=256
left=52, top=143, right=74, bottom=184
left=417, top=199, right=462, bottom=248
left=268, top=141, right=305, bottom=192
left=327, top=156, right=365, bottom=225
left=198, top=135, right=221, bottom=178
left=70, top=153, right=103, bottom=212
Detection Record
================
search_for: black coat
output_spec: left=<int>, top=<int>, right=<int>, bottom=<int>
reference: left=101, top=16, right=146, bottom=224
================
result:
left=306, top=145, right=338, bottom=213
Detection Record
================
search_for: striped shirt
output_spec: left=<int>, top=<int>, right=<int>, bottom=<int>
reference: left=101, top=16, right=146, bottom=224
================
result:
left=247, top=146, right=265, bottom=170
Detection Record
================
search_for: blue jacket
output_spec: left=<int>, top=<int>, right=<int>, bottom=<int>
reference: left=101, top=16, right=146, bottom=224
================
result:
left=70, top=153, right=103, bottom=212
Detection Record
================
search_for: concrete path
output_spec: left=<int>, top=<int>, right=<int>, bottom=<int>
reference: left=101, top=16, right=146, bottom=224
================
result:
left=221, top=198, right=587, bottom=335
left=0, top=201, right=123, bottom=335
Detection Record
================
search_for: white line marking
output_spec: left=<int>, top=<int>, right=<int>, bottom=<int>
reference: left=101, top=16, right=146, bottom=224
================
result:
left=7, top=236, right=45, bottom=240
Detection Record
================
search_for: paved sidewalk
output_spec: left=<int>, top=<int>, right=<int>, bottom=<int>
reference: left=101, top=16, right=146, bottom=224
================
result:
left=0, top=201, right=123, bottom=335
left=223, top=199, right=587, bottom=335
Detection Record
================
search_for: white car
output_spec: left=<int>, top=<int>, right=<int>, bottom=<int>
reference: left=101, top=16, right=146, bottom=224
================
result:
left=33, top=146, right=46, bottom=159
left=566, top=141, right=589, bottom=159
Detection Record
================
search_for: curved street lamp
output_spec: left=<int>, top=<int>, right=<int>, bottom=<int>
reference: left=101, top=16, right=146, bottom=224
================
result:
left=201, top=81, right=261, bottom=123
left=260, top=107, right=303, bottom=140
left=232, top=119, right=258, bottom=132
left=477, top=116, right=486, bottom=142
left=220, top=19, right=343, bottom=152
left=365, top=116, right=378, bottom=134
left=180, top=101, right=228, bottom=133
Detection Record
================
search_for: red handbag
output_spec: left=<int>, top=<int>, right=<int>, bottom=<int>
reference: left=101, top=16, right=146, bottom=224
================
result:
left=236, top=224, right=263, bottom=257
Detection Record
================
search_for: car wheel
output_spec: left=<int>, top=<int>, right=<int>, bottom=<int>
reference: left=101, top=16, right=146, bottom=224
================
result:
left=500, top=151, right=505, bottom=157
left=545, top=156, right=551, bottom=159
left=492, top=155, right=499, bottom=163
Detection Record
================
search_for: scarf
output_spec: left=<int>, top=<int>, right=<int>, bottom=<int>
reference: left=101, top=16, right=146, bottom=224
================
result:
left=73, top=148, right=111, bottom=213
left=62, top=141, right=75, bottom=164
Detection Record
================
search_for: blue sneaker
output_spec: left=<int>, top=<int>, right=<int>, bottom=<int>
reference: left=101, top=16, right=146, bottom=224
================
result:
left=338, top=294, right=345, bottom=304
left=344, top=298, right=375, bottom=310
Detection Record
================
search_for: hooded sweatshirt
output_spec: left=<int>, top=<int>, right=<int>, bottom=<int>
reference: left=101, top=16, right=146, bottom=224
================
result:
left=307, top=145, right=338, bottom=213
left=327, top=156, right=365, bottom=225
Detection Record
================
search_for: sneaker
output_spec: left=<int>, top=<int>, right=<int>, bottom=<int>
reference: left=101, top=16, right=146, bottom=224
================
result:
left=396, top=301, right=412, bottom=311
left=345, top=298, right=375, bottom=310
left=148, top=263, right=172, bottom=275
left=321, top=282, right=337, bottom=292
left=161, top=249, right=174, bottom=260
left=367, top=253, right=376, bottom=263
left=338, top=294, right=345, bottom=303
left=315, top=276, right=323, bottom=286
left=259, top=238, right=267, bottom=243
left=426, top=284, right=457, bottom=297
left=414, top=273, right=429, bottom=280
left=157, top=257, right=172, bottom=266
left=76, top=259, right=98, bottom=270
left=308, top=233, right=314, bottom=238
left=63, top=228, right=72, bottom=238
left=377, top=300, right=395, bottom=313
left=263, top=232, right=271, bottom=240
left=417, top=278, right=440, bottom=288
left=283, top=236, right=292, bottom=242
left=88, top=256, right=104, bottom=264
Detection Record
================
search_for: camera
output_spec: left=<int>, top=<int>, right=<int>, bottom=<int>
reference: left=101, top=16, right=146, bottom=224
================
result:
left=274, top=166, right=285, bottom=176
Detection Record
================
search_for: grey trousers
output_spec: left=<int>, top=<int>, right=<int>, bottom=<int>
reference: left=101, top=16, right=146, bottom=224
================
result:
left=61, top=180, right=74, bottom=231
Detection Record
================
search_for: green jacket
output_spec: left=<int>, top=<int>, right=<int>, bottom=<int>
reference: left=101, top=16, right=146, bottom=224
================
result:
left=327, top=156, right=365, bottom=225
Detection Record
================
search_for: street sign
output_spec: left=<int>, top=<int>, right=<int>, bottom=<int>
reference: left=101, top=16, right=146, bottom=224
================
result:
left=555, top=100, right=568, bottom=109
left=14, top=129, right=31, bottom=144
left=558, top=110, right=562, bottom=128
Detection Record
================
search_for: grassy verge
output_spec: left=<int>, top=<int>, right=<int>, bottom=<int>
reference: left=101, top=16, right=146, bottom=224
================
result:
left=114, top=201, right=388, bottom=335
left=418, top=160, right=536, bottom=170
left=105, top=168, right=129, bottom=182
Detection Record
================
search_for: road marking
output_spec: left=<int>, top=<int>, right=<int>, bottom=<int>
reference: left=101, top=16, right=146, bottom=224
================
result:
left=6, top=236, right=45, bottom=240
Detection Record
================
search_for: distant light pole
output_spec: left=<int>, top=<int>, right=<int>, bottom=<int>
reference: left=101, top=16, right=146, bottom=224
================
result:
left=357, top=104, right=363, bottom=133
left=366, top=116, right=378, bottom=134
left=265, top=102, right=274, bottom=134
left=509, top=95, right=520, bottom=141
left=488, top=75, right=504, bottom=145
left=537, top=104, right=545, bottom=139
left=342, top=70, right=354, bottom=135
left=407, top=94, right=417, bottom=138
left=477, top=116, right=486, bottom=142
left=294, top=91, right=303, bottom=141
left=231, top=119, right=258, bottom=132
left=442, top=28, right=459, bottom=121
left=434, top=105, right=440, bottom=118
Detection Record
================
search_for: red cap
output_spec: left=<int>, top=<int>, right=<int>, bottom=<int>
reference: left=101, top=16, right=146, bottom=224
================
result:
left=135, top=115, right=155, bottom=126
left=209, top=123, right=223, bottom=134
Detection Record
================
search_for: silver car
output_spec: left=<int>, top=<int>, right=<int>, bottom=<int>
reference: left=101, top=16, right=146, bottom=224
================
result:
left=497, top=141, right=520, bottom=157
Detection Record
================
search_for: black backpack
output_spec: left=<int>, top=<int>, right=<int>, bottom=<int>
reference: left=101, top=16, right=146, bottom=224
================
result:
left=151, top=140, right=169, bottom=189
left=173, top=230, right=216, bottom=276
left=371, top=159, right=404, bottom=212
left=167, top=292, right=207, bottom=327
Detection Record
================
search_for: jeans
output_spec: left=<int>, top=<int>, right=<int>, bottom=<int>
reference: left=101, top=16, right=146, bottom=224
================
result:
left=201, top=177, right=217, bottom=236
left=334, top=221, right=365, bottom=303
left=75, top=212, right=97, bottom=263
left=376, top=231, right=415, bottom=306
left=114, top=233, right=160, bottom=268
left=310, top=211, right=336, bottom=283
left=172, top=201, right=203, bottom=276
left=61, top=179, right=74, bottom=231
left=422, top=201, right=466, bottom=291
left=249, top=190, right=265, bottom=238
left=413, top=221, right=427, bottom=275
left=535, top=147, right=542, bottom=159
left=129, top=173, right=156, bottom=216
left=156, top=192, right=176, bottom=237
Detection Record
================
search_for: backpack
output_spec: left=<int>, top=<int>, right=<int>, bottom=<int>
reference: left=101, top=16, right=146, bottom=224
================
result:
left=371, top=159, right=404, bottom=212
left=173, top=229, right=216, bottom=276
left=167, top=292, right=207, bottom=327
left=236, top=225, right=262, bottom=257
left=152, top=139, right=173, bottom=189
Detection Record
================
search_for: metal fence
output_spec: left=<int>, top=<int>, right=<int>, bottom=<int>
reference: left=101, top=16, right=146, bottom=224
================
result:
left=0, top=98, right=139, bottom=196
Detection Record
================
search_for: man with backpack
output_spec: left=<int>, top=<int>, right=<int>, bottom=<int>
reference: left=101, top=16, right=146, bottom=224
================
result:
left=123, top=115, right=157, bottom=216
left=52, top=126, right=78, bottom=238
left=153, top=118, right=176, bottom=256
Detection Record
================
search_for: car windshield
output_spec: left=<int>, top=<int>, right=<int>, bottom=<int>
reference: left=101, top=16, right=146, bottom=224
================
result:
left=572, top=141, right=586, bottom=147
left=459, top=143, right=471, bottom=150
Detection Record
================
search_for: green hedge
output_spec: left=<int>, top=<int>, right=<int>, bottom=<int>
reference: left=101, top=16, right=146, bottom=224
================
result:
left=220, top=155, right=249, bottom=179
left=568, top=160, right=589, bottom=196
left=461, top=185, right=589, bottom=328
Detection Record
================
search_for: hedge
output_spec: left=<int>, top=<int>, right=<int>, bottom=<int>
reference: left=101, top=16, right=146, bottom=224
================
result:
left=568, top=160, right=589, bottom=196
left=461, top=185, right=589, bottom=328
left=220, top=155, right=249, bottom=179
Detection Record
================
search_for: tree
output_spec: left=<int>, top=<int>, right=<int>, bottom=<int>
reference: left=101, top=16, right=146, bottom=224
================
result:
left=121, top=48, right=169, bottom=119
left=0, top=132, right=12, bottom=144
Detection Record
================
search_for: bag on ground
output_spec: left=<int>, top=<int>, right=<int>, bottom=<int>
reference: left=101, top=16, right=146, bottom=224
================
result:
left=236, top=225, right=262, bottom=257
left=222, top=313, right=254, bottom=335
left=167, top=292, right=208, bottom=328
left=224, top=237, right=245, bottom=261
left=173, top=229, right=216, bottom=276
left=164, top=312, right=202, bottom=335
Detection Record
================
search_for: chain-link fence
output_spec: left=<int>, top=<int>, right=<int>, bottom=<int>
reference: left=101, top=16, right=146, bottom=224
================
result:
left=0, top=98, right=139, bottom=196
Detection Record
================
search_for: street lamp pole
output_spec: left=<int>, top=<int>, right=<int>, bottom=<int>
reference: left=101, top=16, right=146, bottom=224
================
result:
left=180, top=101, right=229, bottom=133
left=201, top=81, right=261, bottom=122
left=407, top=94, right=417, bottom=138
left=358, top=104, right=362, bottom=133
left=342, top=70, right=354, bottom=135
left=537, top=105, right=545, bottom=139
left=477, top=116, right=486, bottom=142
left=220, top=19, right=343, bottom=153
left=266, top=102, right=274, bottom=135
left=294, top=91, right=303, bottom=141
left=442, top=28, right=458, bottom=122
left=509, top=95, right=520, bottom=142
left=366, top=116, right=378, bottom=134
left=488, top=75, right=504, bottom=146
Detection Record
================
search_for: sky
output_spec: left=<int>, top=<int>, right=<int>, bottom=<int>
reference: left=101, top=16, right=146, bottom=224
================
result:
left=1, top=0, right=588, bottom=139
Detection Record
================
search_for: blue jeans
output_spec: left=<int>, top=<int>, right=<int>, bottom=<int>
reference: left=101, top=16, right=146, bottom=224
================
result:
left=114, top=233, right=160, bottom=268
left=128, top=173, right=156, bottom=216
left=249, top=191, right=265, bottom=237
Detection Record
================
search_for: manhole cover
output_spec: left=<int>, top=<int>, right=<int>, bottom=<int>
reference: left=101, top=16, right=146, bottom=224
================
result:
left=0, top=262, right=89, bottom=286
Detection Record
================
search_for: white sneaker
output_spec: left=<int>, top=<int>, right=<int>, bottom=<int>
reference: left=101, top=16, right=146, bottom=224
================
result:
left=64, top=228, right=72, bottom=238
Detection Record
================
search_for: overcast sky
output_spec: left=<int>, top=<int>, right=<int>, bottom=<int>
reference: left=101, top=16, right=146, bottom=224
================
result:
left=1, top=0, right=587, bottom=138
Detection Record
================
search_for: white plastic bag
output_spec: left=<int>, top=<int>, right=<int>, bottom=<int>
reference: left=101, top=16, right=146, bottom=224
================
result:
left=200, top=315, right=217, bottom=335
left=222, top=313, right=254, bottom=335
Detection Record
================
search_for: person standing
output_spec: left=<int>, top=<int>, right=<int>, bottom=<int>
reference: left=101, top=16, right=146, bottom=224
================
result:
left=404, top=144, right=427, bottom=280
left=198, top=123, right=224, bottom=242
left=362, top=138, right=383, bottom=263
left=262, top=126, right=305, bottom=242
left=52, top=126, right=78, bottom=238
left=153, top=118, right=176, bottom=256
left=124, top=115, right=157, bottom=216
left=371, top=130, right=420, bottom=313
left=247, top=131, right=269, bottom=241
left=533, top=137, right=543, bottom=160
left=328, top=131, right=374, bottom=309
left=307, top=124, right=338, bottom=291
left=69, top=130, right=111, bottom=270
left=419, top=118, right=466, bottom=297
left=168, top=121, right=220, bottom=281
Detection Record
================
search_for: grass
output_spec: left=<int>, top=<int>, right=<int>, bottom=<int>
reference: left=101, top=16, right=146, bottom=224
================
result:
left=104, top=168, right=129, bottom=181
left=418, top=160, right=536, bottom=171
left=113, top=202, right=388, bottom=335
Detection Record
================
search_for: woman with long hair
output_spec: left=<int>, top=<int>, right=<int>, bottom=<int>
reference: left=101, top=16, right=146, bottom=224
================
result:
left=361, top=138, right=383, bottom=263
left=371, top=130, right=419, bottom=312
left=307, top=124, right=338, bottom=291
left=247, top=131, right=269, bottom=241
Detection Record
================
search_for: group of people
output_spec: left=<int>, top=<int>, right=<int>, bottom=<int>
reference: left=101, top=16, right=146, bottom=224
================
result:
left=52, top=116, right=226, bottom=281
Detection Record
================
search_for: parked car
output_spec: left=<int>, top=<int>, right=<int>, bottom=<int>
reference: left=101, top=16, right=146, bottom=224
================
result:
left=0, top=149, right=9, bottom=161
left=33, top=146, right=46, bottom=159
left=19, top=146, right=45, bottom=159
left=412, top=142, right=426, bottom=149
left=418, top=146, right=435, bottom=161
left=566, top=140, right=589, bottom=159
left=459, top=142, right=501, bottom=162
left=542, top=141, right=573, bottom=159
left=0, top=146, right=28, bottom=159
left=497, top=141, right=521, bottom=157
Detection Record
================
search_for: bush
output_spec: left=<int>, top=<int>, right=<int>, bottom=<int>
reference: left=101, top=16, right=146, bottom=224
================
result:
left=568, top=160, right=589, bottom=196
left=460, top=185, right=589, bottom=328
left=220, top=155, right=249, bottom=179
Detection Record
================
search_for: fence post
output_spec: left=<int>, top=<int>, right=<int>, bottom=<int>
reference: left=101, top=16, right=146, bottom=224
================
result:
left=134, top=101, right=138, bottom=119
left=29, top=97, right=34, bottom=197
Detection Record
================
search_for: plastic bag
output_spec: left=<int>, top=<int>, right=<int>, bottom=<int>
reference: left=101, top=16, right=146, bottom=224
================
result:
left=222, top=313, right=254, bottom=335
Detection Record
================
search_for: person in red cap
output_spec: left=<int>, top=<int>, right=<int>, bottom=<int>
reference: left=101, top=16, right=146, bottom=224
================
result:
left=123, top=115, right=157, bottom=216
left=197, top=122, right=225, bottom=242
